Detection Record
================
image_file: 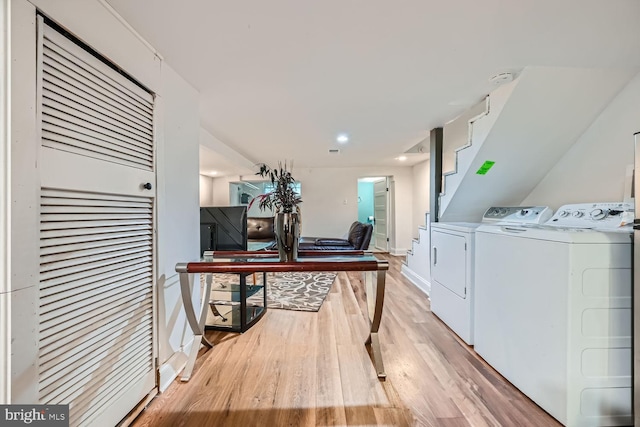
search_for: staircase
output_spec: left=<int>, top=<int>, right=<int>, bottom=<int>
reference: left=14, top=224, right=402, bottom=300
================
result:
left=401, top=66, right=636, bottom=292
left=401, top=220, right=431, bottom=295
left=439, top=66, right=636, bottom=222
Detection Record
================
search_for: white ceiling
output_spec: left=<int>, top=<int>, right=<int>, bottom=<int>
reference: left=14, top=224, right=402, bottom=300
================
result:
left=105, top=0, right=640, bottom=177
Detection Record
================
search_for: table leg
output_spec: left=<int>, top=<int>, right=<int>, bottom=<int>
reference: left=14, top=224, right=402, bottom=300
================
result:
left=365, top=269, right=387, bottom=380
left=179, top=271, right=214, bottom=382
left=240, top=273, right=247, bottom=331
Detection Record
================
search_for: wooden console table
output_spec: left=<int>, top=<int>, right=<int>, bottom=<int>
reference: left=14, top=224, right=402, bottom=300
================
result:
left=175, top=250, right=389, bottom=381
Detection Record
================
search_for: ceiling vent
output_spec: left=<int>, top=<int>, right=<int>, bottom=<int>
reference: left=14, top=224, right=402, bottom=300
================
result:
left=328, top=149, right=340, bottom=154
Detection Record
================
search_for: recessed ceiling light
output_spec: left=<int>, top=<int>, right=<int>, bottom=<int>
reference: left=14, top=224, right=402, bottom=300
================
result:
left=336, top=133, right=349, bottom=144
left=397, top=156, right=407, bottom=161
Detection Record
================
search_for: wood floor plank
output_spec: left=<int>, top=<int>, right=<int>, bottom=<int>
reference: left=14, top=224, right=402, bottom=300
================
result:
left=315, top=299, right=348, bottom=425
left=132, top=253, right=562, bottom=427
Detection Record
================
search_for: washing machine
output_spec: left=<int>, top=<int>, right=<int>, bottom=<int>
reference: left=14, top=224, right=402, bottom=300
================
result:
left=474, top=202, right=633, bottom=427
left=430, top=206, right=552, bottom=345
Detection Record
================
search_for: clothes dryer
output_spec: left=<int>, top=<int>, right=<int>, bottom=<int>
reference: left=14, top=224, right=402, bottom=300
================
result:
left=474, top=202, right=633, bottom=427
left=430, top=206, right=552, bottom=345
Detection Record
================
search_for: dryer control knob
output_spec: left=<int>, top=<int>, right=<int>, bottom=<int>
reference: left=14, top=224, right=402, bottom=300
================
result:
left=572, top=211, right=584, bottom=218
left=590, top=208, right=607, bottom=220
left=559, top=210, right=570, bottom=218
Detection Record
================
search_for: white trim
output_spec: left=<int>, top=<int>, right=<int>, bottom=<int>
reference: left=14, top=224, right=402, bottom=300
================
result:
left=158, top=346, right=189, bottom=393
left=401, top=264, right=431, bottom=296
left=390, top=247, right=408, bottom=257
left=0, top=0, right=11, bottom=404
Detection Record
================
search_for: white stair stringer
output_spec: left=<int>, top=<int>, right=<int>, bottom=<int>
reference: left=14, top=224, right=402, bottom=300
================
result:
left=439, top=78, right=519, bottom=218
left=438, top=66, right=636, bottom=223
left=401, top=222, right=431, bottom=296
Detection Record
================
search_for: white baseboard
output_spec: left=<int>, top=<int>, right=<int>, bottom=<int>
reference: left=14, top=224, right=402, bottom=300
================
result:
left=401, top=264, right=431, bottom=296
left=390, top=247, right=408, bottom=256
left=158, top=342, right=190, bottom=392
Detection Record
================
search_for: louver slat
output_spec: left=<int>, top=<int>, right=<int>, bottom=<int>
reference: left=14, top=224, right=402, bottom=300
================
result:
left=42, top=106, right=153, bottom=157
left=39, top=252, right=151, bottom=283
left=41, top=190, right=153, bottom=203
left=41, top=219, right=151, bottom=231
left=41, top=245, right=151, bottom=270
left=41, top=275, right=150, bottom=326
left=40, top=277, right=151, bottom=325
left=40, top=224, right=152, bottom=241
left=40, top=239, right=151, bottom=264
left=41, top=204, right=151, bottom=214
left=41, top=128, right=153, bottom=168
left=44, top=336, right=152, bottom=404
left=42, top=125, right=153, bottom=169
left=43, top=28, right=152, bottom=116
left=42, top=212, right=152, bottom=222
left=40, top=308, right=152, bottom=366
left=43, top=86, right=152, bottom=141
left=40, top=234, right=150, bottom=255
left=42, top=88, right=152, bottom=148
left=41, top=50, right=152, bottom=131
left=41, top=26, right=154, bottom=171
left=39, top=317, right=152, bottom=392
left=40, top=290, right=150, bottom=347
left=42, top=70, right=152, bottom=135
left=39, top=256, right=152, bottom=297
left=39, top=262, right=149, bottom=300
left=73, top=358, right=152, bottom=427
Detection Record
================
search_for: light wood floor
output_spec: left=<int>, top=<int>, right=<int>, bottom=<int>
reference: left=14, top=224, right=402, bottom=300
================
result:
left=131, top=254, right=561, bottom=427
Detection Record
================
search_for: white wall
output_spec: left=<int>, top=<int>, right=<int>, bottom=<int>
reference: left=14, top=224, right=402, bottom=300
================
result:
left=297, top=166, right=415, bottom=255
left=0, top=0, right=10, bottom=404
left=412, top=160, right=430, bottom=238
left=211, top=175, right=239, bottom=206
left=9, top=0, right=43, bottom=402
left=155, top=63, right=200, bottom=389
left=522, top=71, right=640, bottom=209
left=199, top=174, right=214, bottom=206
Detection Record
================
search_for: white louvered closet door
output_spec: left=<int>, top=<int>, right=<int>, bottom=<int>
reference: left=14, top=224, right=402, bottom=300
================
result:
left=37, top=17, right=156, bottom=427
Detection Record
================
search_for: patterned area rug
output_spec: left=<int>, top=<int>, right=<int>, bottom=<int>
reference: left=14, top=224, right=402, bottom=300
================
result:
left=208, top=271, right=337, bottom=312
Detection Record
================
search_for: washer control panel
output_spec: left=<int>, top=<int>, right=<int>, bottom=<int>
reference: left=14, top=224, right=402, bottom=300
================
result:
left=546, top=202, right=633, bottom=230
left=481, top=206, right=553, bottom=224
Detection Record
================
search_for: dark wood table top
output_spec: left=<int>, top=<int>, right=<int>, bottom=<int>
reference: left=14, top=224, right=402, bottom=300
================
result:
left=179, top=250, right=389, bottom=274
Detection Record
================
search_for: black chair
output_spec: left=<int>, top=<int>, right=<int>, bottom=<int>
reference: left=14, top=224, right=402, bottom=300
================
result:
left=298, top=221, right=373, bottom=251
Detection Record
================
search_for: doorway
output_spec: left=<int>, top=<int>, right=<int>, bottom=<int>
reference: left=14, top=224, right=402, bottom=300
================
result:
left=358, top=177, right=389, bottom=252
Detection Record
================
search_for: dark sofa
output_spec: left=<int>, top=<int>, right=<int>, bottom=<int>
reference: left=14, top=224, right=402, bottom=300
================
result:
left=298, top=221, right=373, bottom=251
left=247, top=217, right=278, bottom=250
left=248, top=218, right=373, bottom=252
left=247, top=216, right=275, bottom=243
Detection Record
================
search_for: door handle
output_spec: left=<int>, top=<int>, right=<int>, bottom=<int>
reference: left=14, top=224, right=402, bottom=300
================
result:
left=142, top=182, right=153, bottom=190
left=432, top=247, right=437, bottom=265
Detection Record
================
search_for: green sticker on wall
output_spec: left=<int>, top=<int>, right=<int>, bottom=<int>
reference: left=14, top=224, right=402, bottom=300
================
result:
left=476, top=160, right=495, bottom=175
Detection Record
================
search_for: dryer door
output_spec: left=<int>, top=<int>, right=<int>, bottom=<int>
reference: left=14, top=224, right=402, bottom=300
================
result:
left=431, top=230, right=467, bottom=298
